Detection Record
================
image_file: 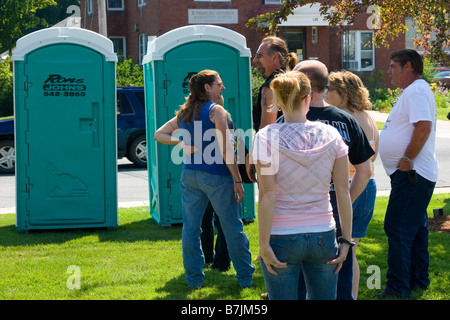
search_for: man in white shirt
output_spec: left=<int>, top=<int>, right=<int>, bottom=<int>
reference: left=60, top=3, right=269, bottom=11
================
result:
left=378, top=49, right=438, bottom=298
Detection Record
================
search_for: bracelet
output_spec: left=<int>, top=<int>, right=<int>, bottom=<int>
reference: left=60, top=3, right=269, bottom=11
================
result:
left=235, top=181, right=242, bottom=184
left=402, top=156, right=413, bottom=163
left=338, top=236, right=355, bottom=247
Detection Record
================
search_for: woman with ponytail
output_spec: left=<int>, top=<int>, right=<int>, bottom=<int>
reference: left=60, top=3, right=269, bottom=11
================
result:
left=252, top=71, right=353, bottom=300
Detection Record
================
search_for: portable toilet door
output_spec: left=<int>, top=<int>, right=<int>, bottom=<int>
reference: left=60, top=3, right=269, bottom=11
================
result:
left=143, top=25, right=255, bottom=226
left=12, top=28, right=118, bottom=232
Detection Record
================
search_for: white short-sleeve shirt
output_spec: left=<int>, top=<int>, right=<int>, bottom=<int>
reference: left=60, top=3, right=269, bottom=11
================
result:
left=379, top=79, right=439, bottom=182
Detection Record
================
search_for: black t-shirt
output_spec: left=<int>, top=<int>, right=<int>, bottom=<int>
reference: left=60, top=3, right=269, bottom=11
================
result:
left=252, top=69, right=284, bottom=132
left=307, top=106, right=374, bottom=165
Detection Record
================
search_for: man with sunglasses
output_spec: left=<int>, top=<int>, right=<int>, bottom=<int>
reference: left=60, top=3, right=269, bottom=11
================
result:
left=252, top=36, right=299, bottom=132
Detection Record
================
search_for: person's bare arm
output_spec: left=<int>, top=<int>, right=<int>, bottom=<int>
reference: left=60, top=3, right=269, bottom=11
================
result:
left=210, top=105, right=244, bottom=204
left=154, top=116, right=196, bottom=154
left=350, top=159, right=372, bottom=203
left=259, top=86, right=278, bottom=130
left=397, top=120, right=432, bottom=171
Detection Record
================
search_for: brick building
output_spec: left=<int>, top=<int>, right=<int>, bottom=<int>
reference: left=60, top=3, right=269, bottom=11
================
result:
left=80, top=0, right=416, bottom=87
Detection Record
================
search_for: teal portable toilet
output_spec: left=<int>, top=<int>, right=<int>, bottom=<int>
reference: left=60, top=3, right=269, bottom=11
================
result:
left=12, top=27, right=118, bottom=232
left=143, top=25, right=255, bottom=226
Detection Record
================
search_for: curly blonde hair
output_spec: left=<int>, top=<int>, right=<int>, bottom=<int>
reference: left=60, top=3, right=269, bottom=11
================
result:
left=328, top=70, right=372, bottom=111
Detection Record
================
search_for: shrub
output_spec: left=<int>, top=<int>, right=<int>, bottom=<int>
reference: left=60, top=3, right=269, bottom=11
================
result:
left=251, top=68, right=264, bottom=105
left=0, top=57, right=13, bottom=117
left=116, top=58, right=144, bottom=87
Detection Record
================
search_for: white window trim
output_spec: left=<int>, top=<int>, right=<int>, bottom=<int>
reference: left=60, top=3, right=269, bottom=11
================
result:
left=107, top=0, right=124, bottom=11
left=138, top=0, right=146, bottom=7
left=342, top=30, right=375, bottom=72
left=311, top=27, right=318, bottom=44
left=110, top=36, right=126, bottom=60
left=139, top=34, right=148, bottom=65
left=87, top=0, right=93, bottom=15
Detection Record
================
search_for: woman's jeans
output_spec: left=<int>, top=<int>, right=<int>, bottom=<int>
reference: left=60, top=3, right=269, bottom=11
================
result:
left=180, top=168, right=254, bottom=288
left=260, top=229, right=339, bottom=300
left=384, top=170, right=435, bottom=297
left=352, top=177, right=377, bottom=238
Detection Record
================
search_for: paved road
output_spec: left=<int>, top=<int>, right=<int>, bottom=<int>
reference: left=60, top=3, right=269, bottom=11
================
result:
left=1, top=111, right=450, bottom=214
left=0, top=158, right=150, bottom=214
left=368, top=111, right=450, bottom=196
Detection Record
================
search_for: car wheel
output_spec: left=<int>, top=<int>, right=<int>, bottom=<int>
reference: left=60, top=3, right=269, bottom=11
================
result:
left=0, top=139, right=15, bottom=174
left=127, top=134, right=147, bottom=168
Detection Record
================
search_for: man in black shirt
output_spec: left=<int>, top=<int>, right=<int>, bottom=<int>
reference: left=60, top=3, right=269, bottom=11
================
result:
left=294, top=60, right=374, bottom=300
left=252, top=36, right=299, bottom=132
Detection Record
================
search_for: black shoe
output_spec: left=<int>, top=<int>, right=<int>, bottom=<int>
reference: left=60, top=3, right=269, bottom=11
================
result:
left=207, top=263, right=230, bottom=272
left=260, top=292, right=269, bottom=300
left=375, top=290, right=405, bottom=299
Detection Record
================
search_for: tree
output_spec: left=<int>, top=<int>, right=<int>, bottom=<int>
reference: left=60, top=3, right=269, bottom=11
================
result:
left=246, top=0, right=450, bottom=64
left=0, top=0, right=56, bottom=55
left=116, top=58, right=144, bottom=87
left=0, top=56, right=13, bottom=117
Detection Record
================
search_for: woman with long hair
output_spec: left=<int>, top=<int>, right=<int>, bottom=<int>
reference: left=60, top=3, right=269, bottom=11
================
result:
left=154, top=70, right=254, bottom=289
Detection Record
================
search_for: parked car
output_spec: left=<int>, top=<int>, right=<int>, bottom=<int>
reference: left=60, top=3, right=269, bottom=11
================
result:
left=0, top=86, right=147, bottom=174
left=0, top=117, right=14, bottom=174
left=116, top=87, right=147, bottom=167
left=433, top=70, right=450, bottom=89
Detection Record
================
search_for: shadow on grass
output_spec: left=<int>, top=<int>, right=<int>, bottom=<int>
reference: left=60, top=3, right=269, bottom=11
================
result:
left=0, top=216, right=183, bottom=247
left=154, top=267, right=266, bottom=300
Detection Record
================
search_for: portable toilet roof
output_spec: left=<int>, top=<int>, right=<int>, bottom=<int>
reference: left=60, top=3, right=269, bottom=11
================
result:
left=12, top=27, right=117, bottom=62
left=142, top=24, right=251, bottom=63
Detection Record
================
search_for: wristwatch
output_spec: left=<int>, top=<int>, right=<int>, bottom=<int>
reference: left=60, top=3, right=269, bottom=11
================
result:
left=338, top=236, right=355, bottom=247
left=402, top=156, right=413, bottom=163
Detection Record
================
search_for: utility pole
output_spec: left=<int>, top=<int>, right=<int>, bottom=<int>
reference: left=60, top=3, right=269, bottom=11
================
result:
left=98, top=0, right=107, bottom=37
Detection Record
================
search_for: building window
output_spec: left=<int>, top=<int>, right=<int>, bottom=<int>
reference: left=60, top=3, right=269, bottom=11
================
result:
left=139, top=34, right=148, bottom=65
left=110, top=37, right=126, bottom=60
left=138, top=0, right=146, bottom=7
left=87, top=0, right=93, bottom=15
left=265, top=0, right=281, bottom=4
left=282, top=27, right=305, bottom=61
left=107, top=0, right=124, bottom=11
left=194, top=0, right=231, bottom=2
left=311, top=27, right=318, bottom=44
left=342, top=30, right=374, bottom=71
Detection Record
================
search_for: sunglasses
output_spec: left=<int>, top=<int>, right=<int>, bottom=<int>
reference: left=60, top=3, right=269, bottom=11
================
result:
left=255, top=52, right=264, bottom=59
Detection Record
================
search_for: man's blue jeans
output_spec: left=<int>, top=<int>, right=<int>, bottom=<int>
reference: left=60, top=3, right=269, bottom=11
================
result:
left=261, top=229, right=339, bottom=300
left=180, top=168, right=254, bottom=288
left=384, top=170, right=435, bottom=297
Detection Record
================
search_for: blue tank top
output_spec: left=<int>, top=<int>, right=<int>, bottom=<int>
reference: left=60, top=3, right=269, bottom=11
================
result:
left=178, top=101, right=231, bottom=176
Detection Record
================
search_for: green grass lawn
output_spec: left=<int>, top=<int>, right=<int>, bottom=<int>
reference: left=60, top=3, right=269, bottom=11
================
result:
left=0, top=195, right=449, bottom=300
